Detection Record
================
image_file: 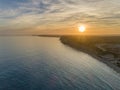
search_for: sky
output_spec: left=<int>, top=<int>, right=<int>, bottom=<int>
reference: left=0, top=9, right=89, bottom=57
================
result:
left=0, top=0, right=120, bottom=35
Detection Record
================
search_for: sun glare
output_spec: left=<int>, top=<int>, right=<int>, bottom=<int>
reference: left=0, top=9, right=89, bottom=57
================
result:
left=78, top=25, right=86, bottom=32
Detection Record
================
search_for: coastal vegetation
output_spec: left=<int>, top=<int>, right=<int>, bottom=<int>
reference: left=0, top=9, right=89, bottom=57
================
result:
left=60, top=36, right=120, bottom=73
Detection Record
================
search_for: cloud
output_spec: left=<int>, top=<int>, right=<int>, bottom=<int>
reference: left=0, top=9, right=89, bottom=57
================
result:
left=0, top=0, right=120, bottom=35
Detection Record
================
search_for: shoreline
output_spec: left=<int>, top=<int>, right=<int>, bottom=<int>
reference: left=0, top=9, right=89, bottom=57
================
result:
left=60, top=36, right=120, bottom=74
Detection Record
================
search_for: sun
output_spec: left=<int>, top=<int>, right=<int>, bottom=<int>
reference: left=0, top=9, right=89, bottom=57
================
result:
left=78, top=25, right=86, bottom=32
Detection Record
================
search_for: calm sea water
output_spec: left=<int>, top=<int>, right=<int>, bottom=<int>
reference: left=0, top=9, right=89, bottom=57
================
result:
left=0, top=36, right=119, bottom=90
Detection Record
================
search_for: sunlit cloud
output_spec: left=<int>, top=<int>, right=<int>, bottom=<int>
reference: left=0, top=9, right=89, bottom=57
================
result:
left=0, top=0, right=120, bottom=35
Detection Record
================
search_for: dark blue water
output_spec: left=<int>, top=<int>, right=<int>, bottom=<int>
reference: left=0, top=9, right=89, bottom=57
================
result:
left=0, top=36, right=119, bottom=90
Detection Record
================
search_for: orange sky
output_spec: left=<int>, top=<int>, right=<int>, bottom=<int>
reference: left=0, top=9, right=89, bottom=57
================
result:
left=0, top=0, right=120, bottom=35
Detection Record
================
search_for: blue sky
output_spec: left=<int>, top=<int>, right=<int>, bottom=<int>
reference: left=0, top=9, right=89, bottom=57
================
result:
left=0, top=0, right=120, bottom=35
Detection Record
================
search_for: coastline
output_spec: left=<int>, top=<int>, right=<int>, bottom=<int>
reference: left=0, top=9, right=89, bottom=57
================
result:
left=60, top=36, right=120, bottom=74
